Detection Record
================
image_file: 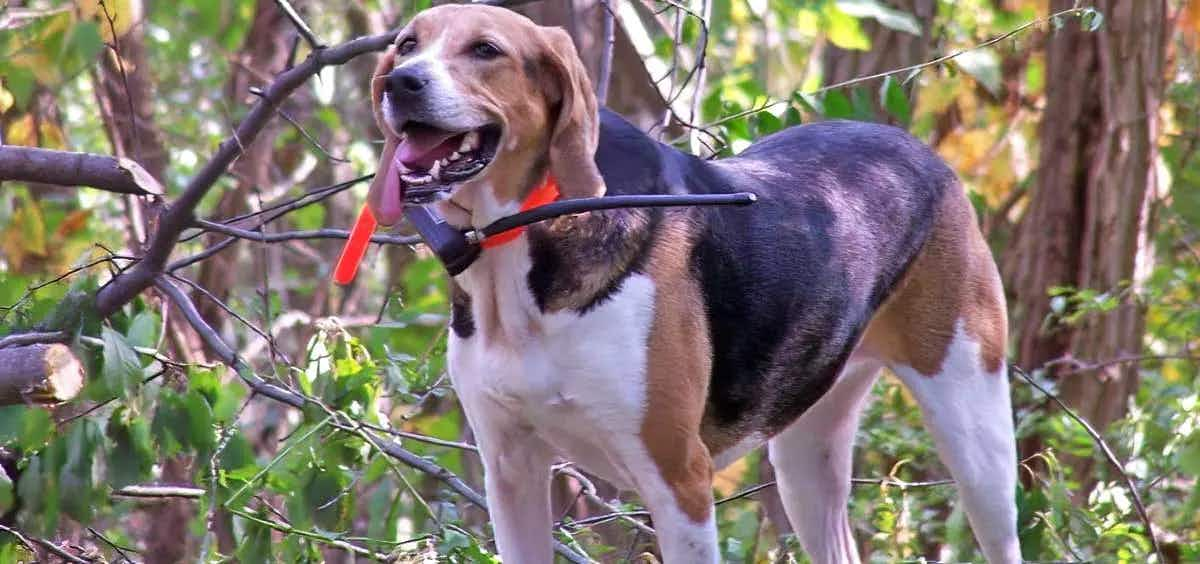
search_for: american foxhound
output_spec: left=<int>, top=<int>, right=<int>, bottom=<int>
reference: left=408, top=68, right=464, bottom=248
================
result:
left=364, top=5, right=1021, bottom=562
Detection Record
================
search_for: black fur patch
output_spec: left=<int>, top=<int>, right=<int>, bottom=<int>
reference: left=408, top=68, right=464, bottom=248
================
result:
left=521, top=110, right=954, bottom=446
left=449, top=282, right=475, bottom=339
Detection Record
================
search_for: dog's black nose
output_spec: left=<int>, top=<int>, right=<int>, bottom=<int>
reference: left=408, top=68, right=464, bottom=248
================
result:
left=387, top=66, right=430, bottom=97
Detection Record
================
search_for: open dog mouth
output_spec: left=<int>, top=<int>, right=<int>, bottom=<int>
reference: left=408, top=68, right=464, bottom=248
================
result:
left=395, top=122, right=502, bottom=203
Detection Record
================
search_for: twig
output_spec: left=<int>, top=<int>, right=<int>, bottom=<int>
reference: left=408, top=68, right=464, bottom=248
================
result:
left=194, top=218, right=420, bottom=246
left=1043, top=353, right=1200, bottom=377
left=227, top=506, right=389, bottom=560
left=98, top=0, right=142, bottom=164
left=1012, top=365, right=1163, bottom=562
left=87, top=527, right=137, bottom=563
left=1, top=254, right=137, bottom=318
left=0, top=146, right=162, bottom=196
left=274, top=0, right=324, bottom=48
left=202, top=174, right=372, bottom=233
left=164, top=272, right=290, bottom=366
left=0, top=525, right=92, bottom=564
left=248, top=87, right=348, bottom=162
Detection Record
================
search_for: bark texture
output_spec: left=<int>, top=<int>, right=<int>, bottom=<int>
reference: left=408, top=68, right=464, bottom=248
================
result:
left=1004, top=1, right=1167, bottom=435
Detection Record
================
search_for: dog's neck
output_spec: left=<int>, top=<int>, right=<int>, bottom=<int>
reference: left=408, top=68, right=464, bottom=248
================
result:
left=450, top=204, right=657, bottom=346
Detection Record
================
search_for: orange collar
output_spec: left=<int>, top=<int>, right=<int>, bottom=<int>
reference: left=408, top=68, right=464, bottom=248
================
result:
left=479, top=175, right=560, bottom=249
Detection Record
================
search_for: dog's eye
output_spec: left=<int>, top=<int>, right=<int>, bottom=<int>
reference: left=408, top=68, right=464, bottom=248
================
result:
left=471, top=41, right=502, bottom=60
left=397, top=38, right=417, bottom=56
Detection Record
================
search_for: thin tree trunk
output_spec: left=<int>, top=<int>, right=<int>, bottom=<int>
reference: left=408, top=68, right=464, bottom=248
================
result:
left=194, top=0, right=300, bottom=327
left=823, top=0, right=937, bottom=120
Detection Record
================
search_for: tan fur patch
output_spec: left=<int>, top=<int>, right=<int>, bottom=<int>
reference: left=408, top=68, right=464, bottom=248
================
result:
left=860, top=185, right=1007, bottom=375
left=639, top=215, right=715, bottom=523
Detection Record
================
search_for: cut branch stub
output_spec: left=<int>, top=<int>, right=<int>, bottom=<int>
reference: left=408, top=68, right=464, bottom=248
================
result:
left=0, top=146, right=163, bottom=196
left=0, top=343, right=85, bottom=406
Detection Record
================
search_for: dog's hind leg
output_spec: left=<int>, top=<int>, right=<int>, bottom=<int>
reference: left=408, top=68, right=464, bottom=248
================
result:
left=767, top=357, right=881, bottom=564
left=864, top=187, right=1020, bottom=563
left=890, top=337, right=1020, bottom=563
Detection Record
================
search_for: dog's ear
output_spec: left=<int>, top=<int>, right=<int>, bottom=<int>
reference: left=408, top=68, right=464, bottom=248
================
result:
left=539, top=27, right=605, bottom=200
left=367, top=45, right=401, bottom=224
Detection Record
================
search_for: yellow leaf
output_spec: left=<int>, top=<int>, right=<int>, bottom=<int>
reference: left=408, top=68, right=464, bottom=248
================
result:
left=1, top=199, right=48, bottom=274
left=77, top=0, right=136, bottom=41
left=55, top=210, right=92, bottom=239
left=38, top=121, right=66, bottom=150
left=5, top=115, right=37, bottom=147
left=713, top=456, right=749, bottom=497
left=1182, top=0, right=1200, bottom=48
left=0, top=85, right=13, bottom=114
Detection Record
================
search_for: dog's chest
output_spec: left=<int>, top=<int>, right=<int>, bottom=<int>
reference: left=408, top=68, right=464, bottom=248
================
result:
left=447, top=243, right=658, bottom=485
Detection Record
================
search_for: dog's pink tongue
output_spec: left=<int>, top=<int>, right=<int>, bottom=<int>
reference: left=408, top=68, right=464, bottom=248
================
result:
left=397, top=129, right=460, bottom=169
left=374, top=150, right=407, bottom=226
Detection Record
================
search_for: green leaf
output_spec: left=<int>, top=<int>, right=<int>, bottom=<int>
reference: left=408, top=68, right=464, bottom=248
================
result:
left=59, top=420, right=102, bottom=523
left=880, top=76, right=911, bottom=124
left=125, top=311, right=160, bottom=349
left=835, top=0, right=922, bottom=36
left=1177, top=432, right=1200, bottom=477
left=1080, top=7, right=1104, bottom=32
left=183, top=390, right=217, bottom=455
left=235, top=512, right=275, bottom=563
left=823, top=4, right=871, bottom=51
left=821, top=90, right=855, bottom=119
left=102, top=326, right=143, bottom=398
left=953, top=48, right=1002, bottom=97
left=0, top=406, right=52, bottom=450
left=60, top=21, right=104, bottom=67
left=107, top=407, right=155, bottom=488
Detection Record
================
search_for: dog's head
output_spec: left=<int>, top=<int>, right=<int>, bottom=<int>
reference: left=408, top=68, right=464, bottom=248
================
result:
left=366, top=4, right=603, bottom=226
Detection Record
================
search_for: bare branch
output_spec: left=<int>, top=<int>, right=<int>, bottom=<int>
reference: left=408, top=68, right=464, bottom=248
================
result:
left=0, top=331, right=67, bottom=350
left=112, top=485, right=207, bottom=500
left=95, top=29, right=403, bottom=318
left=0, top=524, right=92, bottom=564
left=0, top=146, right=163, bottom=196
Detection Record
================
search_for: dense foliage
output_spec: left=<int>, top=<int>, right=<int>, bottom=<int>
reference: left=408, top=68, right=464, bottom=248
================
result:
left=1, top=0, right=1199, bottom=562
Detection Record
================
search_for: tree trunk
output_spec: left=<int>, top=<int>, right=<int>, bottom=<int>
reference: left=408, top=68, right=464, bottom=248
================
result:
left=1003, top=0, right=1167, bottom=475
left=194, top=0, right=301, bottom=327
left=513, top=0, right=678, bottom=133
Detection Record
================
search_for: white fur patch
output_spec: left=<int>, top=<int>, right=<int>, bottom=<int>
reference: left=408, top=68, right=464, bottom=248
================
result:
left=890, top=321, right=1020, bottom=563
left=448, top=239, right=722, bottom=561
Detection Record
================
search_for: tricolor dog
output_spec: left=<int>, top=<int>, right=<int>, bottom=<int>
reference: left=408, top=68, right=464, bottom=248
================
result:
left=365, top=5, right=1020, bottom=563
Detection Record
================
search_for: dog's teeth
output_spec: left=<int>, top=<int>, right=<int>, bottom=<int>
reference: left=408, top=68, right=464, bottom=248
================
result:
left=401, top=172, right=432, bottom=185
left=449, top=151, right=461, bottom=161
left=461, top=131, right=480, bottom=152
left=429, top=160, right=442, bottom=179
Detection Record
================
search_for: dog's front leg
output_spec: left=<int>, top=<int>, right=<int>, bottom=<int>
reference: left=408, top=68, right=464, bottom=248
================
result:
left=471, top=413, right=557, bottom=563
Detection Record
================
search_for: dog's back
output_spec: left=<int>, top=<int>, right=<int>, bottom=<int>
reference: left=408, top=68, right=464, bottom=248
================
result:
left=594, top=111, right=975, bottom=445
